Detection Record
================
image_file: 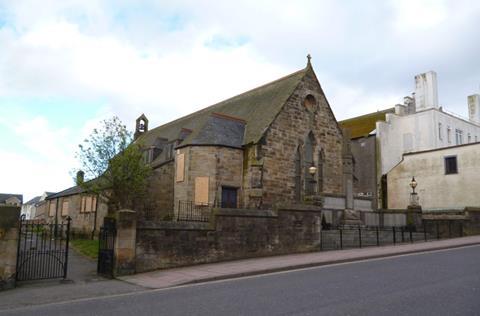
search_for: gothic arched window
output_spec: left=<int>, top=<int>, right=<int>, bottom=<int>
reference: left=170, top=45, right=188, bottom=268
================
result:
left=294, top=147, right=301, bottom=201
left=304, top=132, right=315, bottom=195
left=318, top=149, right=325, bottom=193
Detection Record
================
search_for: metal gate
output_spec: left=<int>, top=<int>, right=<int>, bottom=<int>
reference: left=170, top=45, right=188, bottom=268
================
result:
left=16, top=215, right=71, bottom=281
left=97, top=218, right=116, bottom=278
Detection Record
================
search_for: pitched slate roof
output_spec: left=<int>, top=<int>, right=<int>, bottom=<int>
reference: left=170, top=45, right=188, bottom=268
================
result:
left=339, top=108, right=395, bottom=139
left=46, top=186, right=83, bottom=200
left=0, top=193, right=23, bottom=204
left=137, top=66, right=310, bottom=152
left=25, top=196, right=41, bottom=205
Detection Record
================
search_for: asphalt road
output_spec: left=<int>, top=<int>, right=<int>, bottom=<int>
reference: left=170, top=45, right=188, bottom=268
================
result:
left=2, top=245, right=479, bottom=316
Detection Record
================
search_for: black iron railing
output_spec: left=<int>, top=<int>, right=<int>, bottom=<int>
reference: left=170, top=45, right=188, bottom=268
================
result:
left=177, top=201, right=212, bottom=222
left=320, top=221, right=464, bottom=251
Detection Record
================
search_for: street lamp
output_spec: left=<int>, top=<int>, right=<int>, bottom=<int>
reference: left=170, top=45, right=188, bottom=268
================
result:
left=308, top=165, right=317, bottom=176
left=409, top=176, right=417, bottom=194
left=307, top=165, right=317, bottom=195
left=409, top=176, right=418, bottom=206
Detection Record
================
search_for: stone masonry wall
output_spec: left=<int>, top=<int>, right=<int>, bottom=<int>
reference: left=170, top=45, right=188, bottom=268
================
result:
left=175, top=146, right=243, bottom=208
left=243, top=68, right=344, bottom=209
left=143, top=161, right=175, bottom=220
left=135, top=207, right=321, bottom=272
left=0, top=206, right=20, bottom=291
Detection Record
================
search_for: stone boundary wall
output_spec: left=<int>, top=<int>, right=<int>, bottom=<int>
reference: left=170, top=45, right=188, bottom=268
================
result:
left=0, top=206, right=20, bottom=291
left=135, top=206, right=321, bottom=273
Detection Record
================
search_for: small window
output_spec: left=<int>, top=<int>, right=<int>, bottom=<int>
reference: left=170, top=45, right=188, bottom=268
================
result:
left=49, top=201, right=56, bottom=217
left=447, top=126, right=451, bottom=143
left=194, top=177, right=209, bottom=205
left=304, top=94, right=317, bottom=112
left=468, top=133, right=471, bottom=143
left=438, top=123, right=442, bottom=140
left=61, top=200, right=69, bottom=216
left=444, top=156, right=458, bottom=174
left=455, top=129, right=463, bottom=145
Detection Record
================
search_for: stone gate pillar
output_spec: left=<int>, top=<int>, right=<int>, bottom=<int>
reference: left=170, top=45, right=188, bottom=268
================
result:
left=0, top=206, right=20, bottom=291
left=114, top=210, right=137, bottom=276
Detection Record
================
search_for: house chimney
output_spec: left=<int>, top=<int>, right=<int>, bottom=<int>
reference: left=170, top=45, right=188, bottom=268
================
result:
left=76, top=170, right=85, bottom=185
left=468, top=94, right=480, bottom=124
left=414, top=71, right=438, bottom=111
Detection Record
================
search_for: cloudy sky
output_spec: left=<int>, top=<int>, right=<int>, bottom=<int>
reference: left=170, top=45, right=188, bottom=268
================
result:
left=1, top=0, right=479, bottom=201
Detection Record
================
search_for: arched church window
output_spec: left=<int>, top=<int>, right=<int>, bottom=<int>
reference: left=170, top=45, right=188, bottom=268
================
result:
left=304, top=132, right=315, bottom=195
left=318, top=149, right=325, bottom=193
left=304, top=94, right=317, bottom=112
left=294, top=147, right=301, bottom=202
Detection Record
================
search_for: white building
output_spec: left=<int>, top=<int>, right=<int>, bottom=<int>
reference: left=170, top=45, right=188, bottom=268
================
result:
left=387, top=143, right=480, bottom=210
left=376, top=71, right=480, bottom=208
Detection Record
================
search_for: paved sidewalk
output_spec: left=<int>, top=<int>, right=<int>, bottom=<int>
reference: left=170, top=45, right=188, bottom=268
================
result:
left=0, top=248, right=145, bottom=311
left=120, top=235, right=480, bottom=289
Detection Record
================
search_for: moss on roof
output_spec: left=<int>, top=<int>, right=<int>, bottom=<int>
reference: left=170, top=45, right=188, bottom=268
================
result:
left=138, top=66, right=309, bottom=148
left=339, top=108, right=395, bottom=139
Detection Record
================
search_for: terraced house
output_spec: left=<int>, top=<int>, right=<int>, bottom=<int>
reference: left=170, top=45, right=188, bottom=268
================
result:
left=135, top=57, right=359, bottom=221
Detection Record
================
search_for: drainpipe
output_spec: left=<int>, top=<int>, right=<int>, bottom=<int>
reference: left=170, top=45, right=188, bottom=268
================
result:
left=54, top=197, right=59, bottom=237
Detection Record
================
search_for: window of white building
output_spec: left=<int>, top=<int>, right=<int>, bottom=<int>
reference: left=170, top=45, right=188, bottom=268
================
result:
left=438, top=123, right=442, bottom=140
left=445, top=156, right=458, bottom=174
left=447, top=126, right=452, bottom=143
left=455, top=129, right=463, bottom=145
left=468, top=133, right=471, bottom=143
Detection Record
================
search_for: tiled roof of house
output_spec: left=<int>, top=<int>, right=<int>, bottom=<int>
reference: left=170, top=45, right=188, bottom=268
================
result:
left=25, top=196, right=41, bottom=205
left=46, top=186, right=83, bottom=200
left=339, top=108, right=395, bottom=139
left=0, top=193, right=23, bottom=204
left=137, top=65, right=310, bottom=155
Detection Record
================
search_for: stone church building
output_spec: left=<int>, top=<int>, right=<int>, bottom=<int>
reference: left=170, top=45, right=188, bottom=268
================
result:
left=136, top=58, right=353, bottom=220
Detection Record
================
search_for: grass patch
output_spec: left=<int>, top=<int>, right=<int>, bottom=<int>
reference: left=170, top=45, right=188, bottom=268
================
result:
left=71, top=239, right=99, bottom=260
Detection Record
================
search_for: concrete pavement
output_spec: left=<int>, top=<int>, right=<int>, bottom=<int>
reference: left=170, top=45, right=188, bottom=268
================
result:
left=120, top=235, right=480, bottom=289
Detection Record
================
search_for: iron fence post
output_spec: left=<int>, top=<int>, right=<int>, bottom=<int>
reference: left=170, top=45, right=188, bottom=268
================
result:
left=409, top=226, right=413, bottom=243
left=448, top=221, right=452, bottom=238
left=376, top=226, right=380, bottom=246
left=63, top=217, right=71, bottom=279
left=358, top=226, right=362, bottom=248
left=460, top=222, right=464, bottom=237
left=436, top=221, right=440, bottom=240
left=340, top=227, right=343, bottom=250
left=393, top=227, right=396, bottom=245
left=401, top=226, right=404, bottom=243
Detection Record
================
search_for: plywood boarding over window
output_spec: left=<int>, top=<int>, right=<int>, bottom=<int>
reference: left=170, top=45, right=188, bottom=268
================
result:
left=61, top=200, right=69, bottom=216
left=176, top=153, right=185, bottom=182
left=49, top=201, right=56, bottom=217
left=80, top=196, right=85, bottom=213
left=195, top=177, right=209, bottom=205
left=85, top=196, right=92, bottom=213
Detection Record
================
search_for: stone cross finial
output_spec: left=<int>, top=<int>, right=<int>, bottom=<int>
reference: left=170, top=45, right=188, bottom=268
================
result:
left=307, top=54, right=312, bottom=65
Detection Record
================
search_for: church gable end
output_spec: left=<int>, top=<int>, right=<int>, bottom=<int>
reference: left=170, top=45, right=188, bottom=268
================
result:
left=243, top=65, right=344, bottom=208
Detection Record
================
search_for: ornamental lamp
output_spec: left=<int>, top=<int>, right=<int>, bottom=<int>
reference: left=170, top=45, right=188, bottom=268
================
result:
left=409, top=176, right=417, bottom=194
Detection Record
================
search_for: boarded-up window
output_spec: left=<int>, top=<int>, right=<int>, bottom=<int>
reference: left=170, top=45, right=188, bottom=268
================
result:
left=80, top=196, right=85, bottom=213
left=49, top=201, right=56, bottom=217
left=85, top=196, right=92, bottom=213
left=194, top=177, right=209, bottom=205
left=92, top=196, right=97, bottom=212
left=61, top=200, right=69, bottom=216
left=176, top=153, right=185, bottom=182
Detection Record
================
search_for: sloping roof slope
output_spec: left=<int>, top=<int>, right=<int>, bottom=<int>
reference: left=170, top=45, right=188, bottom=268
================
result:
left=25, top=196, right=41, bottom=205
left=46, top=186, right=83, bottom=200
left=138, top=67, right=309, bottom=148
left=0, top=193, right=23, bottom=204
left=339, top=108, right=395, bottom=139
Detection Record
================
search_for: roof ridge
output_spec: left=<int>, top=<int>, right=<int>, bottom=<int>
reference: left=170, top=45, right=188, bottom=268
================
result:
left=339, top=107, right=395, bottom=123
left=143, top=67, right=308, bottom=137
